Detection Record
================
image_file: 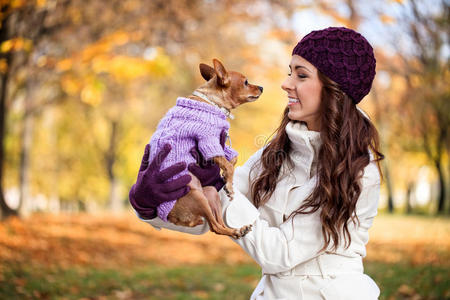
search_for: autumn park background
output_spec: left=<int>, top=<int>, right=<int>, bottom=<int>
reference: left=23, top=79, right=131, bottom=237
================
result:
left=0, top=0, right=448, bottom=299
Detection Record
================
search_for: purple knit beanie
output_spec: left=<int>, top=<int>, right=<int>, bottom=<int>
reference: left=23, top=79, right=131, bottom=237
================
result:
left=292, top=27, right=376, bottom=104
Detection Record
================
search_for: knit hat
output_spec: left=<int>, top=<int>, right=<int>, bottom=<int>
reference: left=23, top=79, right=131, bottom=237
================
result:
left=292, top=27, right=376, bottom=104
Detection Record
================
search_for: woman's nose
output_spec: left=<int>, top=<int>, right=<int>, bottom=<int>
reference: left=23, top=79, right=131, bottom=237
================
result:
left=281, top=77, right=293, bottom=92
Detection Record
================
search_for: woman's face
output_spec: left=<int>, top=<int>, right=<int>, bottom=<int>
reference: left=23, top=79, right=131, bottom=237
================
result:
left=281, top=55, right=323, bottom=131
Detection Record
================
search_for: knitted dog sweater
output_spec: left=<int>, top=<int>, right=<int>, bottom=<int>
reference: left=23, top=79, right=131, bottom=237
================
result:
left=149, top=97, right=238, bottom=221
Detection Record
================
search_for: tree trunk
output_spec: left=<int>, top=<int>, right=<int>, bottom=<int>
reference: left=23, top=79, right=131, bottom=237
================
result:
left=446, top=141, right=450, bottom=215
left=383, top=160, right=394, bottom=213
left=405, top=181, right=414, bottom=214
left=18, top=89, right=34, bottom=216
left=109, top=177, right=122, bottom=213
left=435, top=159, right=446, bottom=214
left=48, top=108, right=60, bottom=213
left=106, top=120, right=122, bottom=212
left=0, top=6, right=17, bottom=220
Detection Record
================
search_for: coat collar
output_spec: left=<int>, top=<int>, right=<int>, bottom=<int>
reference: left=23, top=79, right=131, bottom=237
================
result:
left=284, top=121, right=376, bottom=177
left=285, top=121, right=322, bottom=159
left=283, top=121, right=323, bottom=180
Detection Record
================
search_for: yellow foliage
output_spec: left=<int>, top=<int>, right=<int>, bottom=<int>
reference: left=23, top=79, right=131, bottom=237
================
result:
left=36, top=0, right=46, bottom=8
left=410, top=74, right=422, bottom=88
left=91, top=49, right=173, bottom=81
left=60, top=32, right=174, bottom=84
left=80, top=30, right=132, bottom=62
left=0, top=37, right=33, bottom=53
left=56, top=58, right=73, bottom=71
left=110, top=31, right=129, bottom=46
left=380, top=15, right=395, bottom=24
left=9, top=0, right=25, bottom=9
left=0, top=58, right=8, bottom=74
left=80, top=81, right=104, bottom=106
left=60, top=75, right=81, bottom=95
left=91, top=54, right=111, bottom=74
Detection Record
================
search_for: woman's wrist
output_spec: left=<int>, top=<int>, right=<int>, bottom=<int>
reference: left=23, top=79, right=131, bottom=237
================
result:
left=129, top=184, right=158, bottom=219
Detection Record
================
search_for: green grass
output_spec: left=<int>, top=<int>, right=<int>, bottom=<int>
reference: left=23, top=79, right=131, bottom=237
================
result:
left=0, top=261, right=448, bottom=299
left=366, top=262, right=449, bottom=300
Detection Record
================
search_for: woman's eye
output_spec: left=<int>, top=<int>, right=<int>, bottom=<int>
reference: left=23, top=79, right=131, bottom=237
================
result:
left=298, top=74, right=307, bottom=79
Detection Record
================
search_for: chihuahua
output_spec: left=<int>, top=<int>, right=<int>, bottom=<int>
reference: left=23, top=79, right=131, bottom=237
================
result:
left=149, top=59, right=263, bottom=238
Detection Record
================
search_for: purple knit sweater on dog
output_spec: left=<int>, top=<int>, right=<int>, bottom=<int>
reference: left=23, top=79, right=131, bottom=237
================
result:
left=149, top=97, right=238, bottom=221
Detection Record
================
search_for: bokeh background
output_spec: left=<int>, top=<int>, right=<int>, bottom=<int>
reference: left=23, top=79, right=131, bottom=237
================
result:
left=0, top=0, right=449, bottom=299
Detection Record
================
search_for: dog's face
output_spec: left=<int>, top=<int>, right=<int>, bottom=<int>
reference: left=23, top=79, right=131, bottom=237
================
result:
left=198, top=59, right=263, bottom=109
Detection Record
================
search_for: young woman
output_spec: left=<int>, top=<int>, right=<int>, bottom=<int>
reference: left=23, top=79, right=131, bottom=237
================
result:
left=129, top=27, right=384, bottom=299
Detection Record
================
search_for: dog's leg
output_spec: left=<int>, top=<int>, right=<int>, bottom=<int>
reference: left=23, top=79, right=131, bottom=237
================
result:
left=230, top=156, right=238, bottom=167
left=203, top=186, right=252, bottom=237
left=170, top=189, right=243, bottom=238
left=167, top=173, right=248, bottom=238
left=213, top=156, right=235, bottom=200
left=194, top=189, right=246, bottom=239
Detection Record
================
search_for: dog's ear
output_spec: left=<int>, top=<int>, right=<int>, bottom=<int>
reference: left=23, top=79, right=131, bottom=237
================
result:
left=213, top=58, right=230, bottom=87
left=199, top=63, right=215, bottom=81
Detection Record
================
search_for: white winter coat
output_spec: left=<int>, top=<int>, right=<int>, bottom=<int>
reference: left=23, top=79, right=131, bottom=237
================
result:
left=140, top=121, right=381, bottom=299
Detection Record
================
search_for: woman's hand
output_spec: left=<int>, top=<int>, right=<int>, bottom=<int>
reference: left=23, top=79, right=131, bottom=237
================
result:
left=188, top=130, right=227, bottom=191
left=129, top=144, right=191, bottom=219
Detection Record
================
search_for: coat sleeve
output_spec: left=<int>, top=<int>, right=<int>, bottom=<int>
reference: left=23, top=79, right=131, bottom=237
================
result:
left=223, top=162, right=381, bottom=274
left=133, top=209, right=211, bottom=235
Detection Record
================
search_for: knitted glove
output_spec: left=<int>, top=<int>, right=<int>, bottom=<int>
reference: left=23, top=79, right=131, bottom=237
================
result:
left=129, top=144, right=191, bottom=219
left=188, top=130, right=227, bottom=191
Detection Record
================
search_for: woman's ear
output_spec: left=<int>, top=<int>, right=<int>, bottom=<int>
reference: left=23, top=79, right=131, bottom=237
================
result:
left=213, top=58, right=230, bottom=87
left=199, top=63, right=215, bottom=81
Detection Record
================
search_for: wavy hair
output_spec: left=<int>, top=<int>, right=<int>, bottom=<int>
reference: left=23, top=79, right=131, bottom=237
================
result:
left=250, top=71, right=384, bottom=252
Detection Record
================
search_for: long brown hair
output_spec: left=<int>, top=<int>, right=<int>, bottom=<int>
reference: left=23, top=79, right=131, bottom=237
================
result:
left=250, top=72, right=384, bottom=252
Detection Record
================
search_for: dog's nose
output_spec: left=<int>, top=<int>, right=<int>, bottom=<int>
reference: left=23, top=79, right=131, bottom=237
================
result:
left=258, top=86, right=263, bottom=92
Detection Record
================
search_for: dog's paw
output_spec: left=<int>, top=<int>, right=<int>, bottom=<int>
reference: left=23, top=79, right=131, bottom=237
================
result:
left=239, top=224, right=252, bottom=237
left=232, top=229, right=241, bottom=239
left=224, top=185, right=234, bottom=200
left=228, top=193, right=234, bottom=201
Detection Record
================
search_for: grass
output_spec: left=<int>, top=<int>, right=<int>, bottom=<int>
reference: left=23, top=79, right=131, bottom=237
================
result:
left=0, top=213, right=449, bottom=299
left=0, top=263, right=258, bottom=300
left=1, top=261, right=449, bottom=299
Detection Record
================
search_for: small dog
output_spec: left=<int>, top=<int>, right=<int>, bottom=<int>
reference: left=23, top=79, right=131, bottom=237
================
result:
left=148, top=59, right=263, bottom=238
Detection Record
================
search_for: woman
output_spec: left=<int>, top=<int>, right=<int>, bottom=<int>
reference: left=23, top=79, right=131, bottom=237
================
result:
left=129, top=27, right=384, bottom=299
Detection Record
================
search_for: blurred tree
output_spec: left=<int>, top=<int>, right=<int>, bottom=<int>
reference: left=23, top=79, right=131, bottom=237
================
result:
left=1, top=0, right=299, bottom=217
left=0, top=0, right=71, bottom=218
left=385, top=0, right=449, bottom=214
left=0, top=3, right=16, bottom=219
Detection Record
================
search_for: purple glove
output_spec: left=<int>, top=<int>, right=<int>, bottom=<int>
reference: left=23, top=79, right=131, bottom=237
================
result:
left=129, top=144, right=191, bottom=219
left=188, top=130, right=227, bottom=191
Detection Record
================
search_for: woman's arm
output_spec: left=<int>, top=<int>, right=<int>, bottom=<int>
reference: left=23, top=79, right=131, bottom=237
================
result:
left=135, top=208, right=211, bottom=234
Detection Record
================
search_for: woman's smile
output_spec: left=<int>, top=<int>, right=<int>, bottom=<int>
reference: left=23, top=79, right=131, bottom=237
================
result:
left=288, top=97, right=300, bottom=106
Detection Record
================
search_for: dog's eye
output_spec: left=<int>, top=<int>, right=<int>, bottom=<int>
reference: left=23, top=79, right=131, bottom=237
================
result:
left=244, top=79, right=248, bottom=86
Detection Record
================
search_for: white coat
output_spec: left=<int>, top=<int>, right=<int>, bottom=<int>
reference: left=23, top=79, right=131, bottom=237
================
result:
left=140, top=121, right=381, bottom=299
